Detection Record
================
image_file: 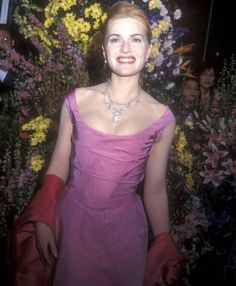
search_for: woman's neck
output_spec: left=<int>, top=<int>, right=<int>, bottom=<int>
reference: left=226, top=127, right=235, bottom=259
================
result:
left=200, top=86, right=210, bottom=98
left=200, top=87, right=210, bottom=109
left=108, top=74, right=141, bottom=104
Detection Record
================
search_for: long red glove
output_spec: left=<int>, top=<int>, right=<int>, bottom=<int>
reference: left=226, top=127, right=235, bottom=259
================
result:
left=144, top=232, right=186, bottom=286
left=7, top=174, right=64, bottom=286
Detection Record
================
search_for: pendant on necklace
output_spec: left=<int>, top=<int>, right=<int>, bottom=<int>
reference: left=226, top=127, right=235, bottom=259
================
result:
left=103, top=82, right=142, bottom=123
left=112, top=111, right=121, bottom=123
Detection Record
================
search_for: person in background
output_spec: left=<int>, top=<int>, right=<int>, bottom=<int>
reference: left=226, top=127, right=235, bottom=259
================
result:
left=198, top=63, right=216, bottom=111
left=8, top=2, right=185, bottom=286
left=183, top=77, right=200, bottom=103
left=172, top=76, right=200, bottom=122
left=0, top=23, right=15, bottom=95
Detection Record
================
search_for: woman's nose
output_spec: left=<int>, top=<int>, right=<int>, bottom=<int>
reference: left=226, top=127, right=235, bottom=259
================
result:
left=120, top=40, right=131, bottom=53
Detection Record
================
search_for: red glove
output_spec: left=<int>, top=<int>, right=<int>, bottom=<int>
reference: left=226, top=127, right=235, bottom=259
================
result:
left=25, top=174, right=65, bottom=227
left=144, top=232, right=186, bottom=286
left=7, top=174, right=64, bottom=286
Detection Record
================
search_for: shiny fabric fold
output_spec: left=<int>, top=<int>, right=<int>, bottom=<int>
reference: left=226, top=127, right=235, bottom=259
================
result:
left=144, top=232, right=186, bottom=286
left=7, top=174, right=64, bottom=286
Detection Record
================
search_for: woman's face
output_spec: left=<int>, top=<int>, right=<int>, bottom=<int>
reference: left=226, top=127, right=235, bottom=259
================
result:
left=183, top=79, right=200, bottom=102
left=103, top=17, right=151, bottom=77
left=199, top=68, right=215, bottom=89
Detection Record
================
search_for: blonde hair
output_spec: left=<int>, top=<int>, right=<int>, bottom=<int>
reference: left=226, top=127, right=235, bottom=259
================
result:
left=102, top=1, right=152, bottom=44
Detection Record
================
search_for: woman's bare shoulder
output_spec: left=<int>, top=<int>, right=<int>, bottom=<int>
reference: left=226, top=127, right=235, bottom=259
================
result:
left=75, top=82, right=106, bottom=103
left=142, top=90, right=168, bottom=115
left=75, top=83, right=106, bottom=95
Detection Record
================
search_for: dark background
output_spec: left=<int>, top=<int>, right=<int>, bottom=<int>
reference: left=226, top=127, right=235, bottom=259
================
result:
left=178, top=0, right=235, bottom=73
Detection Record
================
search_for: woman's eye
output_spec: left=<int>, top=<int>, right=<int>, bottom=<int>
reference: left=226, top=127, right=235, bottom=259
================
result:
left=131, top=37, right=142, bottom=43
left=110, top=37, right=120, bottom=44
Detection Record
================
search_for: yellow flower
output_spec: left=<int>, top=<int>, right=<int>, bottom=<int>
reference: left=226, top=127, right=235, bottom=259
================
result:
left=152, top=27, right=161, bottom=38
left=146, top=62, right=155, bottom=73
left=158, top=19, right=170, bottom=32
left=21, top=116, right=51, bottom=146
left=30, top=155, right=44, bottom=172
left=60, top=0, right=76, bottom=11
left=85, top=3, right=103, bottom=19
left=183, top=151, right=193, bottom=169
left=30, top=131, right=46, bottom=146
left=175, top=125, right=181, bottom=134
left=149, top=0, right=160, bottom=10
left=151, top=43, right=160, bottom=57
left=186, top=173, right=194, bottom=189
left=185, top=119, right=194, bottom=129
left=101, top=13, right=107, bottom=23
left=44, top=17, right=53, bottom=28
left=22, top=116, right=51, bottom=131
left=93, top=19, right=100, bottom=30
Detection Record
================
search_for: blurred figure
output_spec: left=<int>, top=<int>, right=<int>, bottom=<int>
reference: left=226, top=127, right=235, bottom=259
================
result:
left=0, top=23, right=16, bottom=109
left=198, top=63, right=216, bottom=110
left=172, top=76, right=200, bottom=122
left=0, top=24, right=15, bottom=86
left=183, top=77, right=200, bottom=103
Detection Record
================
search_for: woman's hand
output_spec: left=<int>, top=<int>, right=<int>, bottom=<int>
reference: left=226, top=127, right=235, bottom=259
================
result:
left=35, top=221, right=58, bottom=269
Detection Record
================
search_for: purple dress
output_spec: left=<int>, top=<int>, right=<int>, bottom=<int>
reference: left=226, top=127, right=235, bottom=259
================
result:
left=53, top=91, right=175, bottom=286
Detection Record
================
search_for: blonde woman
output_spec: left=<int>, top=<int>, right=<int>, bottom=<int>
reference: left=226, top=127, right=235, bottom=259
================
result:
left=9, top=2, right=185, bottom=286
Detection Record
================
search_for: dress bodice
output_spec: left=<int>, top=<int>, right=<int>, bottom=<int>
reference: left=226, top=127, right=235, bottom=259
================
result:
left=64, top=90, right=175, bottom=209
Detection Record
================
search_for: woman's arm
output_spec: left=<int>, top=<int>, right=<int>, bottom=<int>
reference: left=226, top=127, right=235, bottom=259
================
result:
left=143, top=121, right=175, bottom=235
left=35, top=101, right=73, bottom=267
left=46, top=101, right=73, bottom=181
left=143, top=121, right=186, bottom=286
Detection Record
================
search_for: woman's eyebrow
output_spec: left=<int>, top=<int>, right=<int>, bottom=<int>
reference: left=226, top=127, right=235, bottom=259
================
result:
left=107, top=33, right=145, bottom=37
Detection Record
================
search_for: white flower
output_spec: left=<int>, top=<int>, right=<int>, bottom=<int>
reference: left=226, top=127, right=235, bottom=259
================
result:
left=166, top=82, right=175, bottom=90
left=163, top=40, right=174, bottom=49
left=160, top=5, right=168, bottom=17
left=166, top=61, right=172, bottom=67
left=167, top=47, right=174, bottom=55
left=154, top=54, right=164, bottom=66
left=173, top=67, right=180, bottom=75
left=174, top=9, right=182, bottom=20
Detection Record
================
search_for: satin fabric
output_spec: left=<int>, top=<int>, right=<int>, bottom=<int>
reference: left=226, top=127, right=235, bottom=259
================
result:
left=7, top=175, right=64, bottom=286
left=144, top=232, right=186, bottom=286
left=52, top=91, right=175, bottom=286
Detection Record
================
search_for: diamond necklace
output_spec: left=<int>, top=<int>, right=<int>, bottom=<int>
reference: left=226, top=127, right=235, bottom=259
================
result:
left=103, top=82, right=142, bottom=123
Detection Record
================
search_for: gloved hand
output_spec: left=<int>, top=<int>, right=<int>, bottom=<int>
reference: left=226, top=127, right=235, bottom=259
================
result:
left=7, top=174, right=64, bottom=286
left=28, top=173, right=65, bottom=227
left=144, top=232, right=186, bottom=286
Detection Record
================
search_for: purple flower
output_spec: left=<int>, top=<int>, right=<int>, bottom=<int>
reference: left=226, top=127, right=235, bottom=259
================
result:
left=19, top=90, right=30, bottom=98
left=222, top=159, right=236, bottom=176
left=209, top=129, right=226, bottom=146
left=203, top=146, right=228, bottom=168
left=199, top=168, right=225, bottom=186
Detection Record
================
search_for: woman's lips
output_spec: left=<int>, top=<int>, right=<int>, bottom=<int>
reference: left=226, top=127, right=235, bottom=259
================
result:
left=116, top=56, right=136, bottom=63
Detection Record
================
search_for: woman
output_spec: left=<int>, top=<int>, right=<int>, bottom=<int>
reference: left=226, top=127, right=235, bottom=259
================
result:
left=173, top=76, right=200, bottom=121
left=182, top=77, right=200, bottom=103
left=198, top=64, right=216, bottom=110
left=9, top=2, right=185, bottom=286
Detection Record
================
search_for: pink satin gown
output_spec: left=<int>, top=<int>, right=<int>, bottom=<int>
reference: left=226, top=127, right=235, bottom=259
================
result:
left=53, top=91, right=175, bottom=286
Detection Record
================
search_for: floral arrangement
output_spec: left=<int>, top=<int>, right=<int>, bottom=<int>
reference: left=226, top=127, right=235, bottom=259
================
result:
left=167, top=121, right=212, bottom=280
left=0, top=0, right=91, bottom=235
left=167, top=55, right=236, bottom=284
left=0, top=0, right=218, bottom=284
left=192, top=56, right=236, bottom=272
